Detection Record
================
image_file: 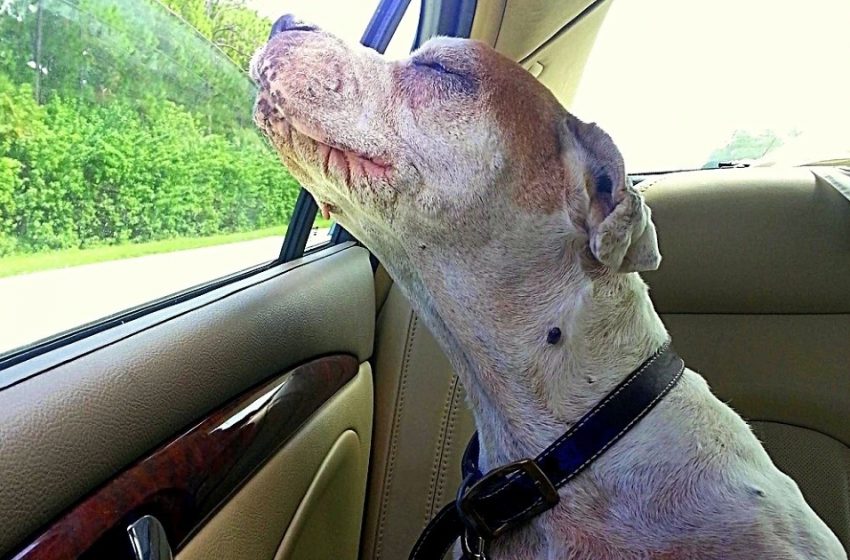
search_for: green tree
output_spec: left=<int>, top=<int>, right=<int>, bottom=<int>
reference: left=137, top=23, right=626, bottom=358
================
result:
left=0, top=0, right=299, bottom=257
left=159, top=0, right=271, bottom=71
left=703, top=129, right=785, bottom=168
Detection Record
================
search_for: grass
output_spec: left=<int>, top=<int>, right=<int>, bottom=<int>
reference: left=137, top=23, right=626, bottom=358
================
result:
left=0, top=217, right=333, bottom=278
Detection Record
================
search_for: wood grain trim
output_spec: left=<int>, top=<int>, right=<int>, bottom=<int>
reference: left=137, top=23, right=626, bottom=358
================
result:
left=9, top=355, right=359, bottom=560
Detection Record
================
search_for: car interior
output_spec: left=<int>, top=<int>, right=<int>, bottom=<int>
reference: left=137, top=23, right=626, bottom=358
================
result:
left=1, top=0, right=848, bottom=559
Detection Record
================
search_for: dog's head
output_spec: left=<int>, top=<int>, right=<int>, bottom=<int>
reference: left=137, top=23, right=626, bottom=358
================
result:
left=251, top=15, right=659, bottom=273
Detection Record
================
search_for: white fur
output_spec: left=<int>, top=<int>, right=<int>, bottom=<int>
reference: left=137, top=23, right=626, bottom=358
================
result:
left=251, top=25, right=846, bottom=559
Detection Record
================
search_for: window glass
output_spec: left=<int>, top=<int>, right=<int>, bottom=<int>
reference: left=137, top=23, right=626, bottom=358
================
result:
left=306, top=213, right=333, bottom=250
left=250, top=0, right=420, bottom=59
left=570, top=0, right=850, bottom=173
left=0, top=0, right=419, bottom=355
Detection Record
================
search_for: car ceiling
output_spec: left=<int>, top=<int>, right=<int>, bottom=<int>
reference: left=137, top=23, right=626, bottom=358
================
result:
left=490, top=0, right=601, bottom=61
left=470, top=0, right=609, bottom=107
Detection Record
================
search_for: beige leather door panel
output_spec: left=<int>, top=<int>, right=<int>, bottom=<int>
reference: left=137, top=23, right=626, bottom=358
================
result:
left=178, top=363, right=373, bottom=560
left=0, top=245, right=376, bottom=559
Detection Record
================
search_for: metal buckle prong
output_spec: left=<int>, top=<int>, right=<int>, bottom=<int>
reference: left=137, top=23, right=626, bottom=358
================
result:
left=461, top=531, right=489, bottom=560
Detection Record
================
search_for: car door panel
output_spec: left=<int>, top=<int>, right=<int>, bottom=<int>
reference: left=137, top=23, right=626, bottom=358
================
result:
left=0, top=245, right=375, bottom=559
left=178, top=362, right=372, bottom=560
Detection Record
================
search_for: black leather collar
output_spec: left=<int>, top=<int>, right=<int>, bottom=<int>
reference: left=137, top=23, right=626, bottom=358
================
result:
left=409, top=343, right=685, bottom=560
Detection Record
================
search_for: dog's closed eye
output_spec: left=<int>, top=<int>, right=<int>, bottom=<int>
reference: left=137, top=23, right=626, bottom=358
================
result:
left=408, top=57, right=478, bottom=98
left=412, top=59, right=456, bottom=75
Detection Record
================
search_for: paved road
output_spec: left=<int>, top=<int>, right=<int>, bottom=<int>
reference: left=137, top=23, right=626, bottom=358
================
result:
left=1, top=229, right=329, bottom=354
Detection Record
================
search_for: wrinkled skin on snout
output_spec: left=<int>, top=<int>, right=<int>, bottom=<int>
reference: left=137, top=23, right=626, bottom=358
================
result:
left=250, top=24, right=558, bottom=228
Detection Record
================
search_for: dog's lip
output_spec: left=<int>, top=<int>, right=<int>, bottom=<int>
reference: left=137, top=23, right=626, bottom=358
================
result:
left=288, top=118, right=391, bottom=170
left=256, top=90, right=396, bottom=192
left=271, top=113, right=393, bottom=186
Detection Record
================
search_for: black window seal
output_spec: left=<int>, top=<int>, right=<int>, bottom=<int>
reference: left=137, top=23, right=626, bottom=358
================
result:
left=279, top=188, right=320, bottom=262
left=363, top=0, right=416, bottom=53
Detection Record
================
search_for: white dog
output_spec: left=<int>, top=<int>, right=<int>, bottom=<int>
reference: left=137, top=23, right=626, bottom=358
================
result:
left=251, top=17, right=846, bottom=559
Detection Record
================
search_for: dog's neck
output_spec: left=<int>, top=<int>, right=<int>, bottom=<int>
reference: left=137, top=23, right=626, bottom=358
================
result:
left=361, top=214, right=668, bottom=470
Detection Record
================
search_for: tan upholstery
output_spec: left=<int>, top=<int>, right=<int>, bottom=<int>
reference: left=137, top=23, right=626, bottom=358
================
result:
left=517, top=0, right=612, bottom=106
left=364, top=167, right=850, bottom=556
left=642, top=168, right=850, bottom=314
left=0, top=246, right=375, bottom=558
left=178, top=363, right=373, bottom=560
left=471, top=0, right=612, bottom=107
left=642, top=169, right=850, bottom=549
left=469, top=0, right=506, bottom=48
left=361, top=286, right=475, bottom=560
left=491, top=0, right=603, bottom=62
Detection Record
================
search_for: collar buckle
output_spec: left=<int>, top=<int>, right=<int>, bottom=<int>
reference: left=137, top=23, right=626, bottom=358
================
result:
left=457, top=458, right=559, bottom=540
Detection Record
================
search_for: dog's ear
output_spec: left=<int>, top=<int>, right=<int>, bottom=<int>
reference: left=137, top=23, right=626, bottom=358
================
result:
left=560, top=115, right=661, bottom=273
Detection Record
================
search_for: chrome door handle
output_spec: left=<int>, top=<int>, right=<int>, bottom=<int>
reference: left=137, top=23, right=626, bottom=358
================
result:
left=127, top=515, right=174, bottom=560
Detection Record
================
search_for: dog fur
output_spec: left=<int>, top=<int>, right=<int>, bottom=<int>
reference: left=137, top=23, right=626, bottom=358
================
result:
left=250, top=24, right=846, bottom=559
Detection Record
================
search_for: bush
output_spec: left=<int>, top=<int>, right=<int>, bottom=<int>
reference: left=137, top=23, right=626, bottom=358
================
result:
left=0, top=78, right=298, bottom=253
left=0, top=0, right=300, bottom=256
left=0, top=156, right=20, bottom=256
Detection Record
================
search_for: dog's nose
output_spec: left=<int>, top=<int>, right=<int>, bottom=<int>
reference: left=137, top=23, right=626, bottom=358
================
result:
left=268, top=14, right=319, bottom=39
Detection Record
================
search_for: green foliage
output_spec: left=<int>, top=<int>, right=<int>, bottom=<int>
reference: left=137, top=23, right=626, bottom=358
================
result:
left=0, top=0, right=299, bottom=257
left=702, top=129, right=795, bottom=169
left=0, top=156, right=21, bottom=255
left=160, top=0, right=271, bottom=71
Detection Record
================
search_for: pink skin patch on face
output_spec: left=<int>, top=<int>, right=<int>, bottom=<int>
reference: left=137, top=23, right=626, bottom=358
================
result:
left=290, top=118, right=391, bottom=187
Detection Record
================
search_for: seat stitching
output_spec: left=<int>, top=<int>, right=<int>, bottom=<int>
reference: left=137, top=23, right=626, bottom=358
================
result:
left=374, top=310, right=418, bottom=560
left=425, top=374, right=458, bottom=523
left=429, top=376, right=462, bottom=520
left=438, top=378, right=463, bottom=512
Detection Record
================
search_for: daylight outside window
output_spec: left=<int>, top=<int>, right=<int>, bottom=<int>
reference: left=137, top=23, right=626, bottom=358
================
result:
left=0, top=0, right=420, bottom=356
left=571, top=0, right=850, bottom=173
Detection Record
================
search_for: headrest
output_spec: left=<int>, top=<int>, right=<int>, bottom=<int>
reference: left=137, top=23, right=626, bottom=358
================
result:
left=641, top=168, right=850, bottom=314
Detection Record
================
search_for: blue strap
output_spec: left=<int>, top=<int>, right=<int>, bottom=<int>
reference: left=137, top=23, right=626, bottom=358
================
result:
left=409, top=343, right=685, bottom=559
